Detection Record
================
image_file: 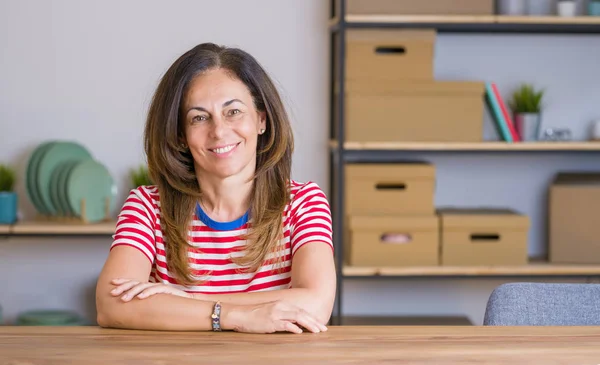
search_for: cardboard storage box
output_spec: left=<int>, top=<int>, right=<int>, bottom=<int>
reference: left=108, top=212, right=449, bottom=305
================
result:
left=345, top=215, right=439, bottom=267
left=346, top=29, right=435, bottom=83
left=344, top=80, right=485, bottom=142
left=439, top=208, right=529, bottom=266
left=345, top=163, right=435, bottom=215
left=346, top=0, right=494, bottom=15
left=549, top=173, right=600, bottom=264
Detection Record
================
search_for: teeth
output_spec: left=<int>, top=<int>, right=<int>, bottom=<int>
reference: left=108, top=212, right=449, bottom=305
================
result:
left=213, top=144, right=236, bottom=154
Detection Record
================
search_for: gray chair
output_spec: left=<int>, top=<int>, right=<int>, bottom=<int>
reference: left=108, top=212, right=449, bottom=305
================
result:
left=483, top=282, right=600, bottom=326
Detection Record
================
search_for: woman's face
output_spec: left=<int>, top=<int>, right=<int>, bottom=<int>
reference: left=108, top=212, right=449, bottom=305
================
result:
left=182, top=68, right=266, bottom=182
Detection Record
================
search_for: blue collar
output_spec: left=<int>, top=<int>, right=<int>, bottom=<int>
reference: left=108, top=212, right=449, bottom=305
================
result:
left=195, top=203, right=249, bottom=231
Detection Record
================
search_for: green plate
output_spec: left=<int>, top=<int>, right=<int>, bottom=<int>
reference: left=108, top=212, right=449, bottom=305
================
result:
left=16, top=310, right=85, bottom=326
left=66, top=160, right=117, bottom=223
left=49, top=161, right=73, bottom=217
left=36, top=142, right=93, bottom=216
left=25, top=142, right=56, bottom=215
left=56, top=160, right=79, bottom=216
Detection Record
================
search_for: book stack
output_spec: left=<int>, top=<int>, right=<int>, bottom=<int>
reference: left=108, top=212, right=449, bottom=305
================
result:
left=485, top=82, right=520, bottom=142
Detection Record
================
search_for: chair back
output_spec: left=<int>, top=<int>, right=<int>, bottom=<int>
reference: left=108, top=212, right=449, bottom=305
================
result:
left=483, top=282, right=600, bottom=325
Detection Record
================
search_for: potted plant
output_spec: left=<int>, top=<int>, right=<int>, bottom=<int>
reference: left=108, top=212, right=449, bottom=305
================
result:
left=509, top=84, right=545, bottom=141
left=557, top=0, right=577, bottom=16
left=130, top=164, right=153, bottom=188
left=0, top=164, right=17, bottom=224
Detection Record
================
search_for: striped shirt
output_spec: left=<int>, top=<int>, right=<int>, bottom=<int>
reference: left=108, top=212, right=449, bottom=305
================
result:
left=110, top=181, right=333, bottom=293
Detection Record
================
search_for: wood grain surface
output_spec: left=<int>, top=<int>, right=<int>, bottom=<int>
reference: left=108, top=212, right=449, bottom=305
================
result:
left=330, top=140, right=600, bottom=152
left=10, top=220, right=116, bottom=235
left=343, top=263, right=600, bottom=277
left=2, top=326, right=600, bottom=364
left=343, top=14, right=600, bottom=25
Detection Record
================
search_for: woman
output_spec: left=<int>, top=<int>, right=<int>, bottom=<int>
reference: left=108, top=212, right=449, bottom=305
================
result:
left=95, top=43, right=335, bottom=334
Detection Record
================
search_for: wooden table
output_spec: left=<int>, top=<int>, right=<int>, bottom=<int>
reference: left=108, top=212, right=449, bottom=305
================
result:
left=2, top=326, right=600, bottom=364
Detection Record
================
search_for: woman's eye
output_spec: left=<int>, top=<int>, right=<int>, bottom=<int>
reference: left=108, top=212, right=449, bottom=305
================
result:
left=228, top=109, right=241, bottom=116
left=192, top=115, right=207, bottom=122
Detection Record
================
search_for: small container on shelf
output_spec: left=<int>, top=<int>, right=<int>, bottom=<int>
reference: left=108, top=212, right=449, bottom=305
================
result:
left=498, top=0, right=527, bottom=15
left=345, top=0, right=494, bottom=15
left=345, top=162, right=436, bottom=216
left=344, top=80, right=486, bottom=143
left=0, top=164, right=17, bottom=225
left=549, top=172, right=600, bottom=264
left=557, top=0, right=577, bottom=17
left=527, top=0, right=555, bottom=16
left=345, top=215, right=439, bottom=267
left=345, top=29, right=436, bottom=84
left=438, top=208, right=530, bottom=266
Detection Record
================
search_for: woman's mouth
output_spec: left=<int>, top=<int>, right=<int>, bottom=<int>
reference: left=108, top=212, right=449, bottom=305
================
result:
left=209, top=142, right=240, bottom=156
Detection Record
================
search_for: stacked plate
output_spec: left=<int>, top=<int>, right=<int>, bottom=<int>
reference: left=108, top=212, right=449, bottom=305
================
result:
left=16, top=310, right=87, bottom=326
left=25, top=141, right=117, bottom=223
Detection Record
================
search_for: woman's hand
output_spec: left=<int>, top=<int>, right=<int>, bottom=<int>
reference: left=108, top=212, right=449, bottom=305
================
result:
left=224, top=300, right=328, bottom=334
left=110, top=278, right=192, bottom=302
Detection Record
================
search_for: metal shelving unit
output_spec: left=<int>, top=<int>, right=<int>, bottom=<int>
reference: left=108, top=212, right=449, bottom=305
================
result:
left=328, top=0, right=600, bottom=326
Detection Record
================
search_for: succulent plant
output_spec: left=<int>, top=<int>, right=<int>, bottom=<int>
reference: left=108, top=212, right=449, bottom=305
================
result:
left=0, top=164, right=16, bottom=192
left=510, top=84, right=544, bottom=114
left=130, top=164, right=153, bottom=188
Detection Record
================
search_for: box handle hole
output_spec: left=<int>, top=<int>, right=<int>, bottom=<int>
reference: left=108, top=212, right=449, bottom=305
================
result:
left=380, top=233, right=412, bottom=244
left=470, top=234, right=500, bottom=242
left=375, top=46, right=406, bottom=55
left=375, top=183, right=406, bottom=191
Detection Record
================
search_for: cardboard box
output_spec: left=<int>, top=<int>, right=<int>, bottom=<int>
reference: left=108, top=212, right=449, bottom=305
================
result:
left=344, top=80, right=485, bottom=142
left=549, top=173, right=600, bottom=264
left=439, top=208, right=529, bottom=266
left=346, top=29, right=435, bottom=83
left=345, top=215, right=439, bottom=267
left=347, top=0, right=494, bottom=15
left=345, top=163, right=435, bottom=215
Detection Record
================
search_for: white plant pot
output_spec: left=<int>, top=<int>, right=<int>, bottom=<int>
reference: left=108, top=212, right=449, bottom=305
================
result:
left=515, top=113, right=542, bottom=141
left=558, top=1, right=577, bottom=16
left=498, top=0, right=527, bottom=15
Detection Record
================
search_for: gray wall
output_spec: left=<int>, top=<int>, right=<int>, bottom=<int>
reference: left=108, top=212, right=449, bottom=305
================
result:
left=1, top=0, right=599, bottom=325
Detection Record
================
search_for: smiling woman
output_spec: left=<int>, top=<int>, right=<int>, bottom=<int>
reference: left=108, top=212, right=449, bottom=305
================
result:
left=95, top=43, right=335, bottom=334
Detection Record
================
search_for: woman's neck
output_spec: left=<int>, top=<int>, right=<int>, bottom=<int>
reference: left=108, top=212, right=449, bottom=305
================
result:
left=196, top=174, right=253, bottom=223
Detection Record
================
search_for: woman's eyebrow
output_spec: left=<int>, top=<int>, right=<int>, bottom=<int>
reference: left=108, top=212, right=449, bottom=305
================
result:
left=186, top=99, right=245, bottom=115
left=223, top=99, right=244, bottom=107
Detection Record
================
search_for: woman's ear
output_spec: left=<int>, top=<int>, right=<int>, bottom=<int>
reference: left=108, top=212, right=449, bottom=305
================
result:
left=258, top=111, right=267, bottom=134
left=179, top=137, right=188, bottom=149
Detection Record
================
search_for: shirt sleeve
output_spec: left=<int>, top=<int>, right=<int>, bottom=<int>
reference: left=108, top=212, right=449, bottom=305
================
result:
left=110, top=187, right=158, bottom=264
left=289, top=182, right=334, bottom=256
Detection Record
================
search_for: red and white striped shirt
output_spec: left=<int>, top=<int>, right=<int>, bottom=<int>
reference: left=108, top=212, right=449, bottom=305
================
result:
left=110, top=181, right=333, bottom=294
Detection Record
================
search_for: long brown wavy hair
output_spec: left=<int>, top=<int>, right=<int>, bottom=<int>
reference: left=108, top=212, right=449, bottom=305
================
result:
left=144, top=43, right=294, bottom=286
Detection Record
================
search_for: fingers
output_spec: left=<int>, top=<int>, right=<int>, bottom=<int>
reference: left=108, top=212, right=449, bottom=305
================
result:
left=111, top=281, right=158, bottom=302
left=281, top=310, right=325, bottom=334
left=320, top=321, right=328, bottom=332
left=123, top=283, right=158, bottom=301
left=281, top=321, right=303, bottom=334
left=109, top=279, right=193, bottom=302
left=110, top=278, right=130, bottom=285
left=136, top=285, right=174, bottom=299
left=110, top=279, right=141, bottom=296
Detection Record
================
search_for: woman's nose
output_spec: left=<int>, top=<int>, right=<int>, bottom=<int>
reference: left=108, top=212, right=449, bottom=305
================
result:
left=209, top=115, right=227, bottom=139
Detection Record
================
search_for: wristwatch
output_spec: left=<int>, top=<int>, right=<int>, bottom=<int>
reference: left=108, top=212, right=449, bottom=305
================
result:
left=211, top=301, right=222, bottom=331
